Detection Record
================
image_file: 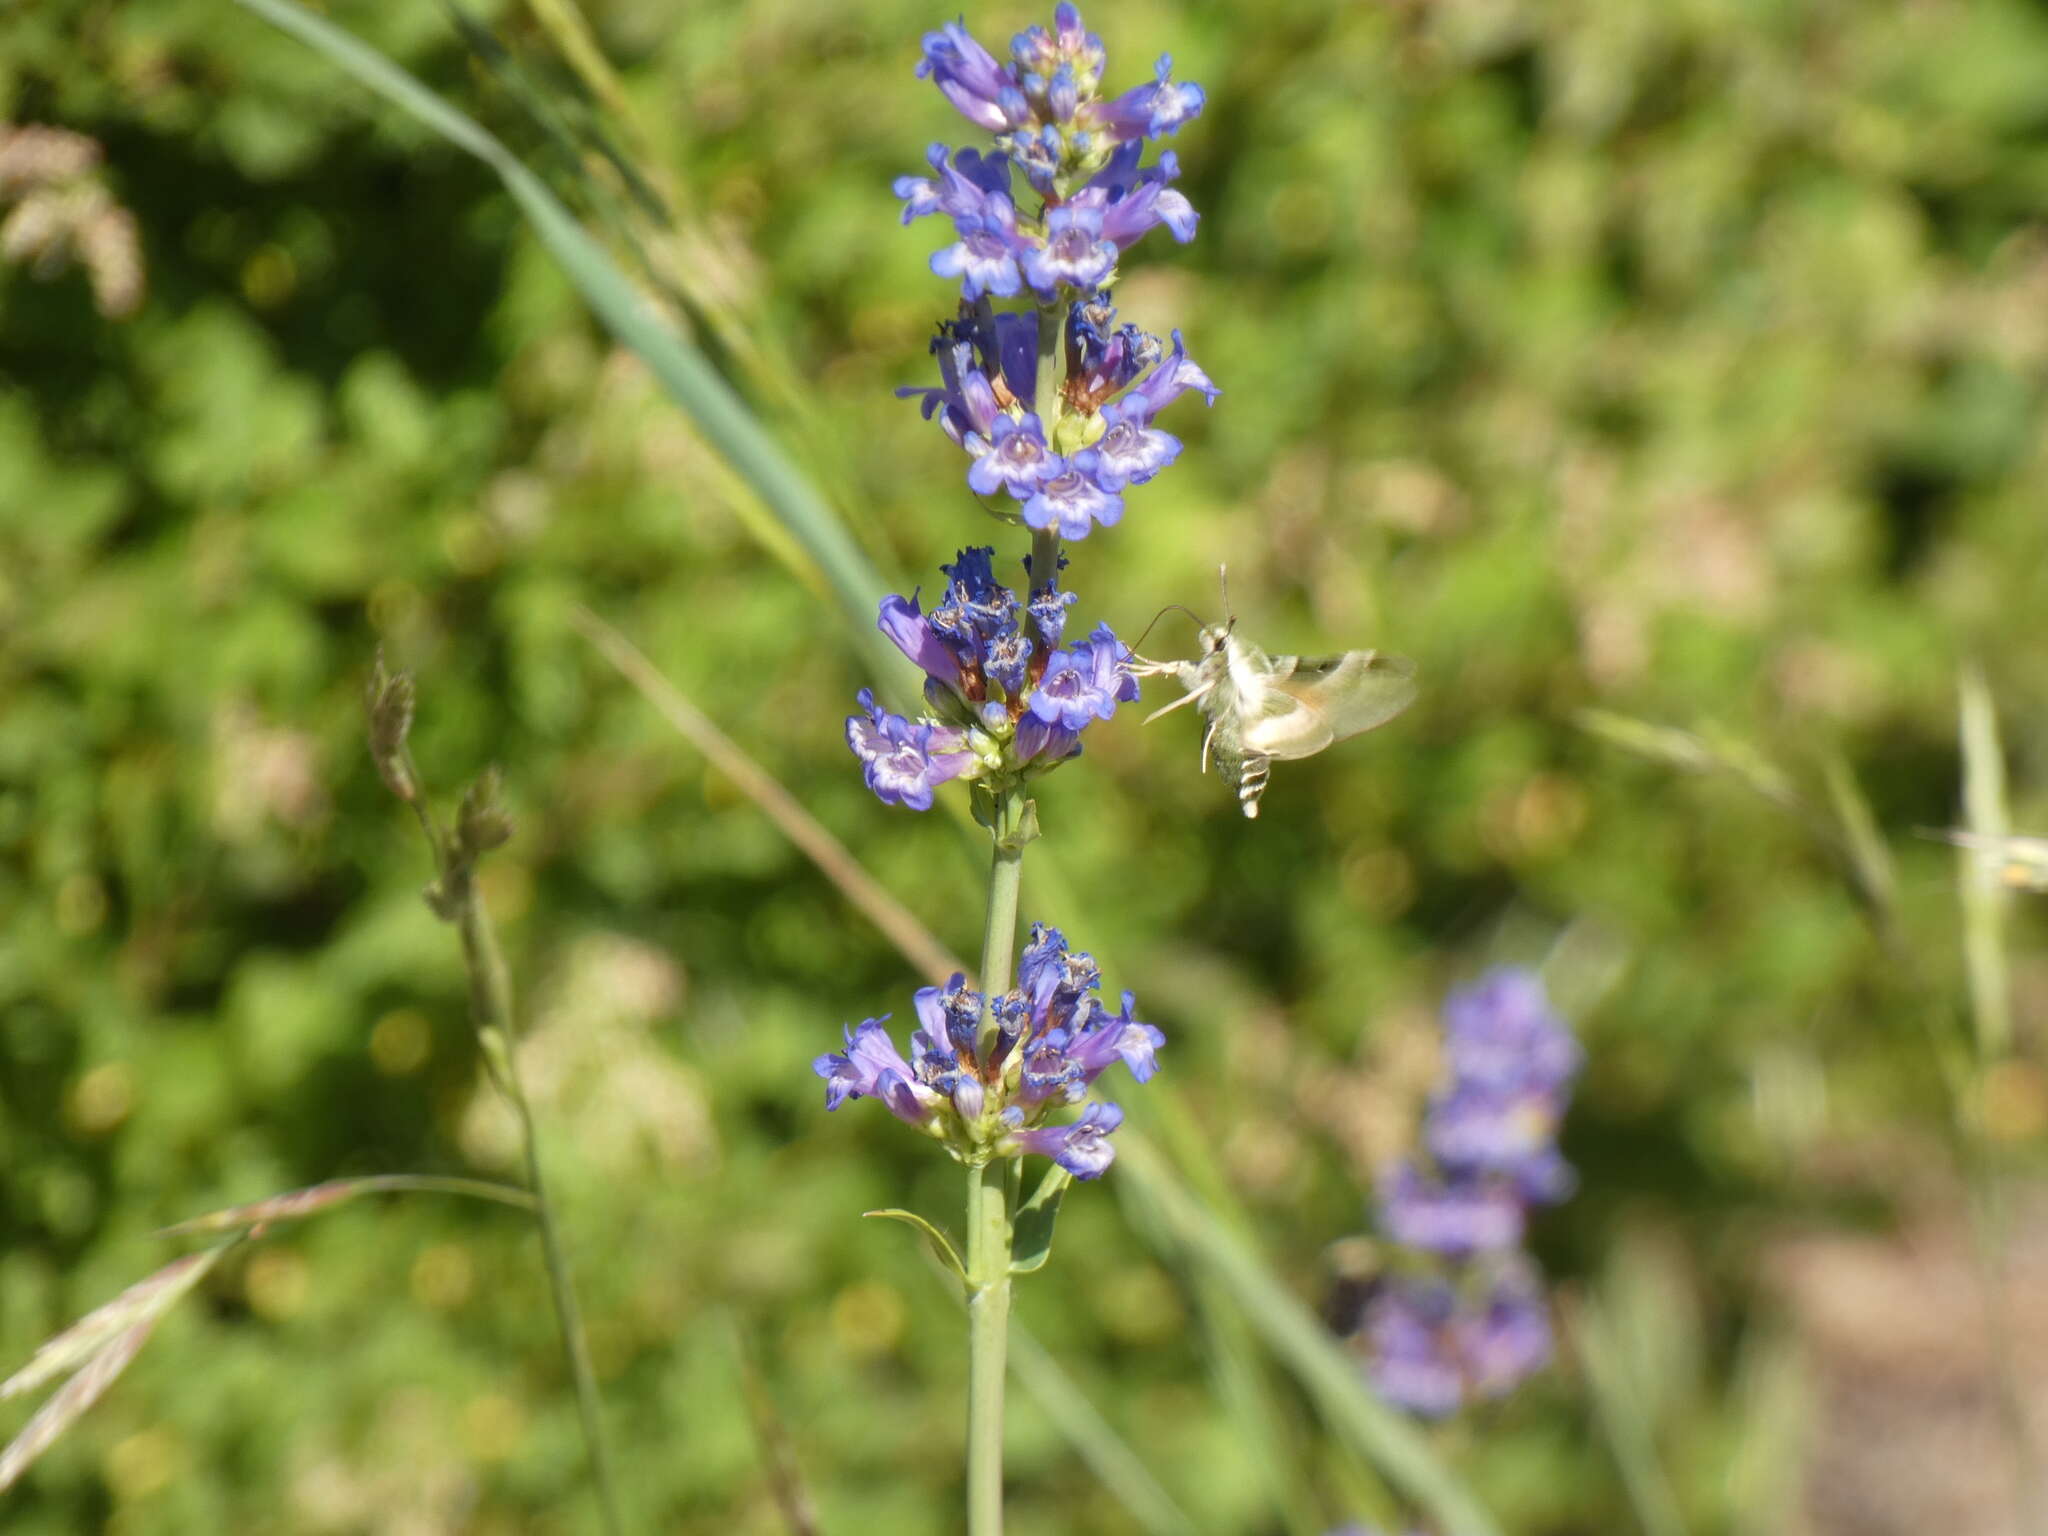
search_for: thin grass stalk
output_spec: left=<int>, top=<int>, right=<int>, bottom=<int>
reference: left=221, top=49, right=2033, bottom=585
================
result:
left=460, top=863, right=624, bottom=1534
left=728, top=1314, right=821, bottom=1536
left=154, top=1174, right=536, bottom=1236
left=1003, top=1323, right=1200, bottom=1536
left=391, top=741, right=626, bottom=1536
left=1568, top=1297, right=1689, bottom=1536
left=1954, top=667, right=2043, bottom=1535
left=569, top=604, right=963, bottom=985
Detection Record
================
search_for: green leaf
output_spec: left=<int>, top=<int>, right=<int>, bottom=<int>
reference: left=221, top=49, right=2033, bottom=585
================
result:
left=1009, top=1164, right=1071, bottom=1276
left=863, top=1208, right=967, bottom=1285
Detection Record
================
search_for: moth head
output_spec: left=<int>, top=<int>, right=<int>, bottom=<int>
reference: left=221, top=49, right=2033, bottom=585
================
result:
left=1196, top=620, right=1234, bottom=658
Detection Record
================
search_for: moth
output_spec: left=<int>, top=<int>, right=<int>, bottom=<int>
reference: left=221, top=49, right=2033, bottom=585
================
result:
left=1128, top=582, right=1418, bottom=818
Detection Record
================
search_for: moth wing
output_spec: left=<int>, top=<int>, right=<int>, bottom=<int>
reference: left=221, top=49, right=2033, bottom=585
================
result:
left=1241, top=651, right=1417, bottom=760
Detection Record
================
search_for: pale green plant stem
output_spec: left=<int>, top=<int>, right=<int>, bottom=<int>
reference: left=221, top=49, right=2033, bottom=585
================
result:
left=403, top=751, right=627, bottom=1536
left=967, top=788, right=1027, bottom=1536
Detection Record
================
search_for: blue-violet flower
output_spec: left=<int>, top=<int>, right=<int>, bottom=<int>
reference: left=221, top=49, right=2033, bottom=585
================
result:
left=814, top=923, right=1163, bottom=1178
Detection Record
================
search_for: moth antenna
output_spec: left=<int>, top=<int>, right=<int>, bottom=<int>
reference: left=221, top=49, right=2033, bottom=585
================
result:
left=1127, top=603, right=1206, bottom=655
left=1218, top=564, right=1232, bottom=623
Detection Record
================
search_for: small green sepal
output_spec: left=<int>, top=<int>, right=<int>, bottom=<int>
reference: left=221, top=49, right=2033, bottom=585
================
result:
left=863, top=1208, right=968, bottom=1284
left=998, top=798, right=1042, bottom=854
left=1010, top=1163, right=1072, bottom=1276
left=970, top=781, right=1002, bottom=835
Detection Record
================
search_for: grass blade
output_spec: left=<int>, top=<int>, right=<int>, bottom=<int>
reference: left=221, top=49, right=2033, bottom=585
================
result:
left=1119, top=1134, right=1502, bottom=1536
left=234, top=0, right=908, bottom=696
left=1567, top=1294, right=1690, bottom=1536
left=1006, top=1321, right=1201, bottom=1536
left=154, top=1174, right=537, bottom=1236
left=1820, top=750, right=1899, bottom=928
left=728, top=1315, right=823, bottom=1536
left=1958, top=664, right=2013, bottom=1058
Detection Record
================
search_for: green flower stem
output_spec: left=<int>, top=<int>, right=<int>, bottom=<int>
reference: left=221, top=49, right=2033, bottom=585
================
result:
left=966, top=1157, right=1016, bottom=1536
left=1030, top=526, right=1061, bottom=597
left=967, top=789, right=1029, bottom=1536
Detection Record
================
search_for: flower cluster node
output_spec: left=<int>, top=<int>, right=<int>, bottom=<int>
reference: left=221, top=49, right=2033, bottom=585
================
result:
left=893, top=7, right=1214, bottom=541
left=848, top=546, right=1137, bottom=810
left=814, top=924, right=1163, bottom=1178
left=1347, top=969, right=1582, bottom=1418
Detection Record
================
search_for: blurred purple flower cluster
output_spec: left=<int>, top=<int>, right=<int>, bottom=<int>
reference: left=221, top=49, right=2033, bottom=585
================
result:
left=1350, top=968, right=1582, bottom=1417
left=815, top=924, right=1164, bottom=1178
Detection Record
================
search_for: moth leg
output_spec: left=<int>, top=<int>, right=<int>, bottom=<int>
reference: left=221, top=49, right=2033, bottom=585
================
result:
left=1142, top=679, right=1214, bottom=725
left=1201, top=718, right=1218, bottom=775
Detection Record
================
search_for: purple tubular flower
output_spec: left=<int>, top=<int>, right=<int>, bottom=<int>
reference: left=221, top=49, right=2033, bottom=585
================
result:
left=844, top=689, right=974, bottom=811
left=989, top=309, right=1041, bottom=405
left=893, top=173, right=942, bottom=224
left=1011, top=4, right=1105, bottom=90
left=1022, top=204, right=1119, bottom=295
left=813, top=1019, right=939, bottom=1127
left=1363, top=1278, right=1465, bottom=1418
left=898, top=333, right=1001, bottom=448
left=1125, top=329, right=1220, bottom=417
left=1442, top=968, right=1583, bottom=1094
left=1453, top=1261, right=1554, bottom=1399
left=1066, top=293, right=1161, bottom=408
left=1080, top=144, right=1199, bottom=249
left=980, top=624, right=1033, bottom=696
left=1023, top=465, right=1123, bottom=538
left=932, top=205, right=1026, bottom=299
left=1064, top=991, right=1165, bottom=1086
left=1017, top=922, right=1100, bottom=1012
left=968, top=412, right=1064, bottom=498
left=1028, top=580, right=1077, bottom=648
left=1424, top=1082, right=1574, bottom=1197
left=1028, top=623, right=1139, bottom=729
left=1379, top=1160, right=1527, bottom=1255
left=918, top=21, right=1030, bottom=133
left=1073, top=397, right=1181, bottom=491
left=1015, top=715, right=1081, bottom=764
left=919, top=973, right=985, bottom=1059
left=1083, top=53, right=1206, bottom=142
left=1006, top=1101, right=1125, bottom=1178
left=897, top=143, right=1015, bottom=226
left=878, top=593, right=964, bottom=688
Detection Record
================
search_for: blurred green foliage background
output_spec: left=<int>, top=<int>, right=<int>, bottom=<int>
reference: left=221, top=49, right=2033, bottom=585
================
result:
left=4, top=0, right=2048, bottom=1531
